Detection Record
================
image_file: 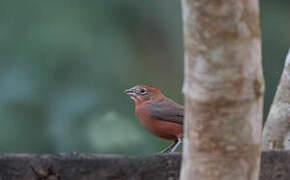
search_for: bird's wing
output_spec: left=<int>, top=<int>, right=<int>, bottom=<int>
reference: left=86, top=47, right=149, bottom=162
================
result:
left=149, top=98, right=184, bottom=125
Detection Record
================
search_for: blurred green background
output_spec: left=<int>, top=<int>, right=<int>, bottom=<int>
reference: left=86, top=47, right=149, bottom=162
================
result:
left=0, top=1, right=289, bottom=154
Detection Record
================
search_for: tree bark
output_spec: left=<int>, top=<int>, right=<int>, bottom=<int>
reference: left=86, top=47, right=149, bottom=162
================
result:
left=180, top=0, right=264, bottom=180
left=0, top=152, right=289, bottom=180
left=263, top=49, right=290, bottom=150
left=0, top=153, right=181, bottom=180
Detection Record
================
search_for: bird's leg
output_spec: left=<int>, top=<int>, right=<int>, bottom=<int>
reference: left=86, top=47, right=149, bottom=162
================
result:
left=169, top=137, right=182, bottom=153
left=160, top=141, right=178, bottom=153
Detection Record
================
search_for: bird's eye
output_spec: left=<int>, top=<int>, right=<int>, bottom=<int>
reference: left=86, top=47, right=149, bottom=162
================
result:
left=140, top=88, right=147, bottom=94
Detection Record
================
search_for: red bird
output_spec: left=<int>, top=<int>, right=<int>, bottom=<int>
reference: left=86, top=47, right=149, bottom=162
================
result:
left=124, top=85, right=184, bottom=153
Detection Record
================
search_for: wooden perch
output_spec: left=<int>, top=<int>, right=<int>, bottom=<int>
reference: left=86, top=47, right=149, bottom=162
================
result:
left=0, top=153, right=181, bottom=180
left=180, top=0, right=264, bottom=179
left=263, top=49, right=290, bottom=150
left=0, top=152, right=289, bottom=180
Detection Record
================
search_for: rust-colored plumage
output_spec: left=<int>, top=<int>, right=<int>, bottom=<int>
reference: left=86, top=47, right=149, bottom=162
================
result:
left=124, top=85, right=183, bottom=153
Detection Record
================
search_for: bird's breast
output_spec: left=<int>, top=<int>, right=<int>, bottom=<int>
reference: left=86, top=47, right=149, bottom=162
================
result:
left=135, top=103, right=183, bottom=141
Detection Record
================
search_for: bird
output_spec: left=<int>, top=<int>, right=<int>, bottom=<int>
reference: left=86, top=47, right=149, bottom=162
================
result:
left=124, top=85, right=184, bottom=153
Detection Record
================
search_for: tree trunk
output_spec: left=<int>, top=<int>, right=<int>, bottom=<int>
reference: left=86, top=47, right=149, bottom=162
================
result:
left=263, top=50, right=290, bottom=150
left=180, top=0, right=264, bottom=180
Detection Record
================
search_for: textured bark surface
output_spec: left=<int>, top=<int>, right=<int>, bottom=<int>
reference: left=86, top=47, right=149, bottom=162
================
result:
left=0, top=152, right=289, bottom=180
left=263, top=50, right=290, bottom=150
left=0, top=153, right=181, bottom=180
left=260, top=151, right=290, bottom=180
left=180, top=0, right=264, bottom=180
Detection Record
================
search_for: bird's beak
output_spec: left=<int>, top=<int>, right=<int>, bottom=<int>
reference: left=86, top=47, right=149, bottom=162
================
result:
left=124, top=87, right=139, bottom=102
left=124, top=88, right=135, bottom=96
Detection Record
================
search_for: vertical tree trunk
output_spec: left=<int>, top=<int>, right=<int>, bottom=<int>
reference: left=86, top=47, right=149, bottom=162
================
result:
left=180, top=0, right=264, bottom=180
left=263, top=50, right=290, bottom=150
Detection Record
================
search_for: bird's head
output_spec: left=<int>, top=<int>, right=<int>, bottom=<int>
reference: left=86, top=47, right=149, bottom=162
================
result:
left=124, top=85, right=164, bottom=104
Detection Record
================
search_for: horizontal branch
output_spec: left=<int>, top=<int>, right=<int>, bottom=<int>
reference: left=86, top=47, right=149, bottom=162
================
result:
left=0, top=153, right=181, bottom=180
left=0, top=152, right=288, bottom=180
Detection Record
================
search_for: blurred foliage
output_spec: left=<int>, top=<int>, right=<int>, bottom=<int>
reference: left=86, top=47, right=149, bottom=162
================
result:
left=0, top=0, right=289, bottom=154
